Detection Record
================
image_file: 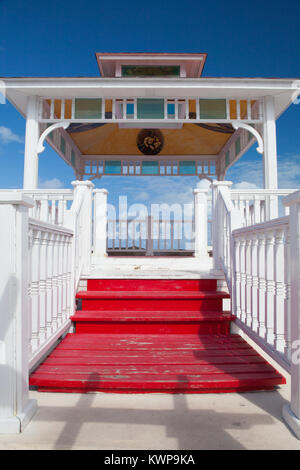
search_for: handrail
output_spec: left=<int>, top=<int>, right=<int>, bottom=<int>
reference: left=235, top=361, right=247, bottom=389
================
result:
left=232, top=216, right=291, bottom=372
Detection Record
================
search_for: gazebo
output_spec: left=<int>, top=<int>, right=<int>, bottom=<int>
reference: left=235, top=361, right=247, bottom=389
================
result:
left=1, top=52, right=300, bottom=438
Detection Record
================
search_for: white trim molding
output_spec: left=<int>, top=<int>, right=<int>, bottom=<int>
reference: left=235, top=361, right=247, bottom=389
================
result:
left=232, top=121, right=264, bottom=154
left=37, top=121, right=71, bottom=154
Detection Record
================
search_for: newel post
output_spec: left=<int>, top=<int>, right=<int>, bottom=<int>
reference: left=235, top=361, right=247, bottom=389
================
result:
left=23, top=95, right=39, bottom=190
left=211, top=181, right=233, bottom=270
left=71, top=180, right=94, bottom=275
left=0, top=193, right=37, bottom=433
left=282, top=190, right=300, bottom=438
left=193, top=189, right=208, bottom=257
left=94, top=189, right=108, bottom=258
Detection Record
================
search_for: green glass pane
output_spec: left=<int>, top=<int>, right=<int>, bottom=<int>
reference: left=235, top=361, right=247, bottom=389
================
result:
left=75, top=99, right=102, bottom=119
left=235, top=137, right=241, bottom=156
left=179, top=161, right=196, bottom=175
left=71, top=150, right=76, bottom=167
left=105, top=161, right=121, bottom=174
left=122, top=65, right=180, bottom=77
left=248, top=131, right=253, bottom=142
left=225, top=151, right=230, bottom=167
left=47, top=123, right=54, bottom=141
left=142, top=161, right=159, bottom=175
left=137, top=99, right=164, bottom=119
left=199, top=99, right=227, bottom=119
left=60, top=137, right=66, bottom=154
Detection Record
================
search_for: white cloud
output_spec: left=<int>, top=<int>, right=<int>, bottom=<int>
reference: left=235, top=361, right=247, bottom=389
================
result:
left=233, top=181, right=259, bottom=190
left=134, top=191, right=150, bottom=201
left=39, top=178, right=64, bottom=189
left=0, top=126, right=23, bottom=144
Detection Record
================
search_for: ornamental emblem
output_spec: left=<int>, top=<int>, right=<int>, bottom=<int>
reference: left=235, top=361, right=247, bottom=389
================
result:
left=137, top=129, right=164, bottom=155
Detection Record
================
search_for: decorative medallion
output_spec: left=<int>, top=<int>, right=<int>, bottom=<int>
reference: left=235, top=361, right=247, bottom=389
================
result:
left=137, top=129, right=164, bottom=155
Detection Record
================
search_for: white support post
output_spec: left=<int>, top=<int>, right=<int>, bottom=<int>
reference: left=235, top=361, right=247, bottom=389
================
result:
left=146, top=216, right=153, bottom=256
left=282, top=191, right=300, bottom=438
left=193, top=189, right=208, bottom=257
left=211, top=181, right=233, bottom=270
left=71, top=180, right=94, bottom=276
left=263, top=96, right=278, bottom=219
left=23, top=96, right=40, bottom=190
left=93, top=189, right=108, bottom=258
left=0, top=193, right=37, bottom=433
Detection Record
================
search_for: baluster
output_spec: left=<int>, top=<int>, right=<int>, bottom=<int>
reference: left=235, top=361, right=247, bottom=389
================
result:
left=71, top=99, right=75, bottom=119
left=245, top=235, right=252, bottom=326
left=52, top=233, right=59, bottom=331
left=265, top=230, right=275, bottom=346
left=284, top=227, right=291, bottom=360
left=67, top=235, right=73, bottom=316
left=31, top=228, right=41, bottom=353
left=258, top=232, right=266, bottom=338
left=57, top=234, right=64, bottom=326
left=58, top=199, right=64, bottom=225
left=240, top=238, right=246, bottom=323
left=46, top=232, right=54, bottom=337
left=164, top=99, right=168, bottom=119
left=61, top=99, right=65, bottom=119
left=233, top=236, right=241, bottom=320
left=251, top=234, right=259, bottom=332
left=38, top=229, right=47, bottom=344
left=61, top=234, right=68, bottom=321
left=253, top=196, right=261, bottom=224
left=237, top=100, right=241, bottom=119
left=247, top=99, right=252, bottom=120
left=245, top=199, right=250, bottom=226
left=40, top=199, right=49, bottom=222
left=28, top=228, right=34, bottom=357
left=274, top=228, right=286, bottom=353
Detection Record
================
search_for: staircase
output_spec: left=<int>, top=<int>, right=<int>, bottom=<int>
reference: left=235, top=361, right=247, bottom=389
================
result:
left=30, top=278, right=285, bottom=393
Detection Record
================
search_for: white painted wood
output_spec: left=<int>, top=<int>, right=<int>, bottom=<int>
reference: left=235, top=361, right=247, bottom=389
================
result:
left=263, top=96, right=278, bottom=218
left=93, top=189, right=108, bottom=258
left=194, top=189, right=208, bottom=257
left=70, top=181, right=94, bottom=277
left=23, top=96, right=39, bottom=189
left=282, top=191, right=300, bottom=438
left=0, top=194, right=37, bottom=433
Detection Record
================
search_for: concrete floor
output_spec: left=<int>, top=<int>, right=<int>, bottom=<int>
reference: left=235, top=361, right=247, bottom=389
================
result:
left=0, top=377, right=299, bottom=450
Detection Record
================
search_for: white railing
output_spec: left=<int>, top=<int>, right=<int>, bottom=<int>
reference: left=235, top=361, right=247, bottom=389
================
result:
left=0, top=189, right=74, bottom=226
left=232, top=217, right=291, bottom=370
left=27, top=181, right=94, bottom=369
left=28, top=219, right=73, bottom=368
left=213, top=183, right=300, bottom=439
left=230, top=189, right=295, bottom=226
left=40, top=97, right=263, bottom=124
left=24, top=189, right=73, bottom=226
left=107, top=216, right=195, bottom=255
left=212, top=183, right=243, bottom=289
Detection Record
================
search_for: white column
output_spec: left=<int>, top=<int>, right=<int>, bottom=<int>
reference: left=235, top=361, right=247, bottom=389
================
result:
left=23, top=96, right=40, bottom=190
left=263, top=96, right=278, bottom=219
left=282, top=190, right=300, bottom=438
left=193, top=189, right=208, bottom=257
left=71, top=180, right=94, bottom=275
left=93, top=189, right=108, bottom=258
left=0, top=193, right=37, bottom=433
left=211, top=181, right=233, bottom=270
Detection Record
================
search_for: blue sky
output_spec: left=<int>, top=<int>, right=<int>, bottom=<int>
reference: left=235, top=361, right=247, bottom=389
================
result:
left=0, top=0, right=299, bottom=210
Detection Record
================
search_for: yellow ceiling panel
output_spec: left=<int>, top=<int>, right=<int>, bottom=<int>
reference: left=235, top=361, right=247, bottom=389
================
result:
left=69, top=123, right=231, bottom=156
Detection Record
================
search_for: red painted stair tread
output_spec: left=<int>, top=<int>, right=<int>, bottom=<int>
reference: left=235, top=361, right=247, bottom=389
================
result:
left=29, top=278, right=286, bottom=394
left=30, top=333, right=285, bottom=393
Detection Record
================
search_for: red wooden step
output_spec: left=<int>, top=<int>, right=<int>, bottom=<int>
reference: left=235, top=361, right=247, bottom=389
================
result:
left=76, top=290, right=230, bottom=312
left=71, top=310, right=235, bottom=334
left=29, top=333, right=286, bottom=394
left=87, top=279, right=218, bottom=292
